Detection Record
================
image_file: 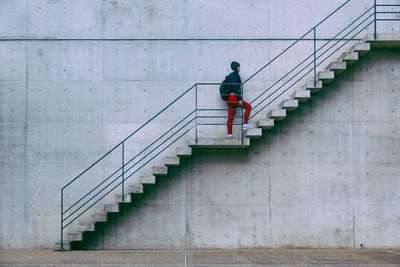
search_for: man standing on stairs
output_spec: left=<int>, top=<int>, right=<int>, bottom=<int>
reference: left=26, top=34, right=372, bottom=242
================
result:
left=226, top=61, right=252, bottom=138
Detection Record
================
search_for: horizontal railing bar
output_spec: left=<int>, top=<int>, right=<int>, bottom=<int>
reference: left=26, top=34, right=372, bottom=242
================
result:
left=63, top=110, right=196, bottom=214
left=197, top=108, right=245, bottom=111
left=196, top=83, right=241, bottom=86
left=63, top=124, right=196, bottom=228
left=197, top=116, right=243, bottom=119
left=376, top=18, right=400, bottom=21
left=0, top=37, right=364, bottom=42
left=376, top=11, right=400, bottom=13
left=197, top=123, right=244, bottom=126
left=63, top=115, right=196, bottom=223
left=376, top=4, right=400, bottom=7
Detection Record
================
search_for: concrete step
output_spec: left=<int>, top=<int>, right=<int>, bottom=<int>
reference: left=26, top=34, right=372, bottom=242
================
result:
left=362, top=33, right=400, bottom=48
left=268, top=109, right=286, bottom=120
left=339, top=51, right=358, bottom=66
left=177, top=146, right=192, bottom=157
left=245, top=128, right=262, bottom=139
left=280, top=99, right=298, bottom=112
left=318, top=71, right=335, bottom=84
left=92, top=213, right=107, bottom=223
left=128, top=184, right=144, bottom=194
left=256, top=118, right=274, bottom=130
left=116, top=193, right=132, bottom=203
left=189, top=137, right=250, bottom=148
left=303, top=80, right=323, bottom=94
left=79, top=222, right=95, bottom=232
left=55, top=241, right=71, bottom=251
left=350, top=43, right=370, bottom=57
left=292, top=90, right=310, bottom=102
left=104, top=203, right=119, bottom=213
left=153, top=166, right=168, bottom=176
left=164, top=156, right=180, bottom=167
left=67, top=232, right=83, bottom=242
left=326, top=61, right=346, bottom=75
left=140, top=175, right=156, bottom=185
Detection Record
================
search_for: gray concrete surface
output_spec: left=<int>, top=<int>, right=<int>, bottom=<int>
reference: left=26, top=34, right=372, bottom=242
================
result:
left=1, top=0, right=400, bottom=249
left=1, top=249, right=400, bottom=266
left=72, top=48, right=400, bottom=250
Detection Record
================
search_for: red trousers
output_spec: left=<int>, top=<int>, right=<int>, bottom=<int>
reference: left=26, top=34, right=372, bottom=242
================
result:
left=226, top=94, right=252, bottom=135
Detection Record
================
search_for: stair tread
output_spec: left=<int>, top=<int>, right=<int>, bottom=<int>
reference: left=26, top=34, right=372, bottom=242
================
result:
left=153, top=166, right=168, bottom=175
left=190, top=138, right=250, bottom=148
left=257, top=118, right=274, bottom=129
left=140, top=175, right=156, bottom=184
left=281, top=99, right=299, bottom=111
left=362, top=33, right=400, bottom=48
left=177, top=147, right=192, bottom=157
left=293, top=90, right=311, bottom=102
left=269, top=109, right=286, bottom=120
left=128, top=184, right=144, bottom=193
left=164, top=156, right=180, bottom=166
left=245, top=128, right=262, bottom=139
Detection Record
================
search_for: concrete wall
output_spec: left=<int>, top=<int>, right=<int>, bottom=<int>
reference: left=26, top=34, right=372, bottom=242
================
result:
left=73, top=48, right=400, bottom=249
left=1, top=0, right=399, bottom=249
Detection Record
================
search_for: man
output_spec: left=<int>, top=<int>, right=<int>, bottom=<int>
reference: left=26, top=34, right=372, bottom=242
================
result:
left=226, top=61, right=252, bottom=138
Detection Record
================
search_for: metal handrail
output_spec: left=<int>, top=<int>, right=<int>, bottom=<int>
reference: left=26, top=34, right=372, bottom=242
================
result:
left=62, top=110, right=197, bottom=216
left=251, top=18, right=376, bottom=119
left=242, top=0, right=351, bottom=85
left=249, top=9, right=376, bottom=119
left=63, top=114, right=197, bottom=228
left=60, top=0, right=399, bottom=249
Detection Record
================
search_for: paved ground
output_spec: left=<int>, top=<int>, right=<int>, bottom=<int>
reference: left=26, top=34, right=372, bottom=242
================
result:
left=1, top=249, right=400, bottom=266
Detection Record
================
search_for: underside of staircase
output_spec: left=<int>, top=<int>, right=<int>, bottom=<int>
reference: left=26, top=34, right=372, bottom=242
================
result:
left=56, top=33, right=400, bottom=250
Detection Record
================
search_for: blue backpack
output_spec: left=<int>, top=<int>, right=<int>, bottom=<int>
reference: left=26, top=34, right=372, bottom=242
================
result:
left=219, top=76, right=231, bottom=101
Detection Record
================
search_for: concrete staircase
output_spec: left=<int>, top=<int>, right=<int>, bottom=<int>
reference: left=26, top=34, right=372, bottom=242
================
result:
left=56, top=34, right=399, bottom=250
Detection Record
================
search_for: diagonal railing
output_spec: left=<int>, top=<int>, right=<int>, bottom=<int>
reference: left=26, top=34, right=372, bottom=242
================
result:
left=60, top=0, right=400, bottom=249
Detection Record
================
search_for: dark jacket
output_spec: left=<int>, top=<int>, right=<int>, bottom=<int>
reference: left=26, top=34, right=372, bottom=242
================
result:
left=227, top=71, right=242, bottom=100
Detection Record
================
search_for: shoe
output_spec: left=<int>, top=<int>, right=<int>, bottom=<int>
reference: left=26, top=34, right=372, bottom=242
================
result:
left=227, top=134, right=235, bottom=138
left=243, top=124, right=253, bottom=129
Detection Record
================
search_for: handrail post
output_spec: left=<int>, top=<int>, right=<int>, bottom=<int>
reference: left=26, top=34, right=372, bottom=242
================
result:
left=122, top=142, right=125, bottom=202
left=60, top=189, right=63, bottom=250
left=313, top=27, right=317, bottom=87
left=195, top=84, right=198, bottom=144
left=241, top=83, right=244, bottom=145
left=374, top=0, right=377, bottom=40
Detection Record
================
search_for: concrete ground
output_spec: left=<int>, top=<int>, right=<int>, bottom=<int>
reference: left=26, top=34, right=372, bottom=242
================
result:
left=1, top=249, right=400, bottom=266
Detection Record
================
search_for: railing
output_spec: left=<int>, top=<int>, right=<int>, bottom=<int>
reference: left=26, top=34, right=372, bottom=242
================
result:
left=60, top=0, right=400, bottom=249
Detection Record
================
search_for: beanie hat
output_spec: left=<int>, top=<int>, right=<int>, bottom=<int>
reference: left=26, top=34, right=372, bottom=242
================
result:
left=231, top=61, right=240, bottom=72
